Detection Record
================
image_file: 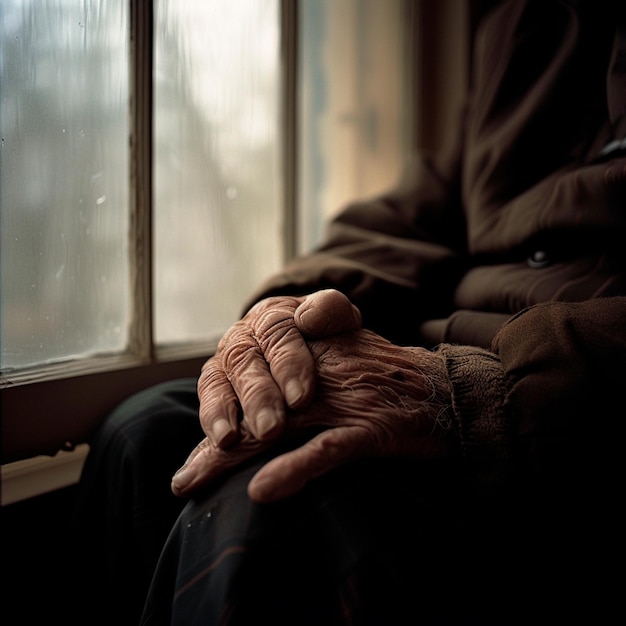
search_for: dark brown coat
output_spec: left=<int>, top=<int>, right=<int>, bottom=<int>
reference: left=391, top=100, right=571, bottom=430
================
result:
left=251, top=0, right=626, bottom=494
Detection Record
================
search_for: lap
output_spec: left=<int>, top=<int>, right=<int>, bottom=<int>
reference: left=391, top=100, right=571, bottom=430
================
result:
left=142, top=452, right=472, bottom=626
left=73, top=379, right=621, bottom=626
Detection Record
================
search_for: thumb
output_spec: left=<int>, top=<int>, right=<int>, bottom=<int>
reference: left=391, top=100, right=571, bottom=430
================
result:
left=247, top=426, right=370, bottom=502
left=294, top=289, right=362, bottom=338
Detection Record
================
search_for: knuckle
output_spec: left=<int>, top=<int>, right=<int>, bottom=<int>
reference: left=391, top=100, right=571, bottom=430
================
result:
left=220, top=334, right=259, bottom=375
left=253, top=309, right=298, bottom=353
left=310, top=430, right=344, bottom=462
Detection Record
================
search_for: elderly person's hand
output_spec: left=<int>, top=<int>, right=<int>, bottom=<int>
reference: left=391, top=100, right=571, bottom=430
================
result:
left=172, top=328, right=457, bottom=502
left=196, top=289, right=362, bottom=448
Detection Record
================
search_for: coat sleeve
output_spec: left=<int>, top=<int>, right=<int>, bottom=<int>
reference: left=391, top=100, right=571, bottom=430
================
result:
left=245, top=134, right=469, bottom=344
left=438, top=296, right=626, bottom=496
left=493, top=296, right=626, bottom=490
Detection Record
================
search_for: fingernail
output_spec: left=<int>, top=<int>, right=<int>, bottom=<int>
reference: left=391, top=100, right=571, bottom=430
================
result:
left=255, top=408, right=281, bottom=439
left=171, top=449, right=200, bottom=492
left=212, top=418, right=233, bottom=447
left=285, top=378, right=304, bottom=407
left=172, top=463, right=194, bottom=492
left=298, top=308, right=327, bottom=334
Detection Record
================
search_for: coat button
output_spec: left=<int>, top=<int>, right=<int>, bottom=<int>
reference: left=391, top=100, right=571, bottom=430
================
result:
left=527, top=250, right=551, bottom=268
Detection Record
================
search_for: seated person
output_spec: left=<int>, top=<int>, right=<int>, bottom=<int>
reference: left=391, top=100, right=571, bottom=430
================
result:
left=72, top=1, right=626, bottom=624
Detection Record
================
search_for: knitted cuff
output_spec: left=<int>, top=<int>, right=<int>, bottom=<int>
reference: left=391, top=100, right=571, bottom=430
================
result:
left=437, top=344, right=512, bottom=495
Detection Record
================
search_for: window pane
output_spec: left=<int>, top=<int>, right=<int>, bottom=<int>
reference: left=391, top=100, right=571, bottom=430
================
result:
left=154, top=0, right=282, bottom=345
left=298, top=0, right=406, bottom=252
left=0, top=0, right=130, bottom=371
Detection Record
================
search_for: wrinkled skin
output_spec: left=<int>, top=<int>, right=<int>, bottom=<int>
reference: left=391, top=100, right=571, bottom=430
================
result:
left=172, top=291, right=456, bottom=503
left=196, top=289, right=363, bottom=447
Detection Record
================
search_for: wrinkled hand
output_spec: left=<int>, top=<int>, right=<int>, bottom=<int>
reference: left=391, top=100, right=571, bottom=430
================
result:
left=196, top=289, right=362, bottom=448
left=172, top=329, right=457, bottom=502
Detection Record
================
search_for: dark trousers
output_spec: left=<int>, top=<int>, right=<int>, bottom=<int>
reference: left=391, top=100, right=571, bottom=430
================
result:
left=140, top=449, right=477, bottom=626
left=73, top=379, right=478, bottom=625
left=72, top=379, right=619, bottom=625
left=72, top=379, right=203, bottom=626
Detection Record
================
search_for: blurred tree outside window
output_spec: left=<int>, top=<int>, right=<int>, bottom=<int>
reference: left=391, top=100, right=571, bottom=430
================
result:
left=0, top=0, right=407, bottom=373
left=154, top=0, right=282, bottom=345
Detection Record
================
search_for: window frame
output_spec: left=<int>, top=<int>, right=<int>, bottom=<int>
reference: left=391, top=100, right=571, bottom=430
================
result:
left=0, top=0, right=298, bottom=467
left=2, top=0, right=466, bottom=501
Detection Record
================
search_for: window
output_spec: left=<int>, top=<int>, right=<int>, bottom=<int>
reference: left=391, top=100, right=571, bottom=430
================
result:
left=153, top=0, right=284, bottom=345
left=1, top=0, right=414, bottom=501
left=1, top=0, right=132, bottom=371
left=1, top=0, right=284, bottom=368
left=298, top=0, right=409, bottom=251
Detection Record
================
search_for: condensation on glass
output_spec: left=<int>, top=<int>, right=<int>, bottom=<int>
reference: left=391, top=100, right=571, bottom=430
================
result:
left=153, top=0, right=283, bottom=345
left=0, top=0, right=405, bottom=371
left=0, top=1, right=130, bottom=370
